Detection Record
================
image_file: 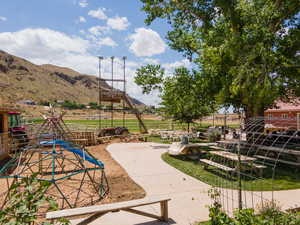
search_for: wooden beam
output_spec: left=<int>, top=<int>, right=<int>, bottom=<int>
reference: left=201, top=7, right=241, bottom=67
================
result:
left=46, top=197, right=171, bottom=219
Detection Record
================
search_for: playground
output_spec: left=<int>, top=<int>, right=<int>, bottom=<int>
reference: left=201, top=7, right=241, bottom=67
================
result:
left=0, top=57, right=299, bottom=224
left=1, top=107, right=300, bottom=224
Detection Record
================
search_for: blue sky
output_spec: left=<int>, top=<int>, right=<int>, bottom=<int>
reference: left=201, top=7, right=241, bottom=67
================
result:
left=0, top=0, right=191, bottom=105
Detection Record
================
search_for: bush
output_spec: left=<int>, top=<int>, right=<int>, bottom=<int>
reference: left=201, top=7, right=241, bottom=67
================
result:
left=0, top=174, right=69, bottom=225
left=205, top=189, right=300, bottom=225
left=61, top=100, right=86, bottom=110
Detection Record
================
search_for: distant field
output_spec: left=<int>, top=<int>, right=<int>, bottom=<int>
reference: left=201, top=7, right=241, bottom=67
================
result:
left=29, top=118, right=239, bottom=132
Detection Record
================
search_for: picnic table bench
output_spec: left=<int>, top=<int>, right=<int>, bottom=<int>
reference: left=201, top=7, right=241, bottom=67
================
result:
left=254, top=155, right=300, bottom=167
left=199, top=159, right=235, bottom=173
left=210, top=151, right=256, bottom=162
left=46, top=196, right=171, bottom=225
left=202, top=151, right=267, bottom=176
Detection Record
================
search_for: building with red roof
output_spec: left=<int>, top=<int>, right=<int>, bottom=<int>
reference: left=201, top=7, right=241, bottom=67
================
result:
left=264, top=100, right=300, bottom=130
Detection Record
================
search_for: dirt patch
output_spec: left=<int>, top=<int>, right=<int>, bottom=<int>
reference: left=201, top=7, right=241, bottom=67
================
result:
left=87, top=142, right=146, bottom=204
left=0, top=140, right=146, bottom=212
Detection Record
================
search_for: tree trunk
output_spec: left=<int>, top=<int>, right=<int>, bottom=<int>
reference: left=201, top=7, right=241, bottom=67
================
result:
left=187, top=122, right=190, bottom=133
left=244, top=106, right=265, bottom=143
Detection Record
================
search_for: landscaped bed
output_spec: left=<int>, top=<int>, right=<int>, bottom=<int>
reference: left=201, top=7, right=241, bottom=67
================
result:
left=162, top=152, right=300, bottom=191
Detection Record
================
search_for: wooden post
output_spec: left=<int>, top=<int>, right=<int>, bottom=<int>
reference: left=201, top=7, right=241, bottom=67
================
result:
left=160, top=201, right=169, bottom=222
left=2, top=113, right=9, bottom=154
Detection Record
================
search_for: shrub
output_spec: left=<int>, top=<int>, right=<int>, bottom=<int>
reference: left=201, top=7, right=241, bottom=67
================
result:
left=61, top=100, right=86, bottom=110
left=205, top=188, right=300, bottom=225
left=0, top=174, right=69, bottom=225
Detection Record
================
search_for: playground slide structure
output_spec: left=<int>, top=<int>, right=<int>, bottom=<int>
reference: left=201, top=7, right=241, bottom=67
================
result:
left=41, top=139, right=104, bottom=168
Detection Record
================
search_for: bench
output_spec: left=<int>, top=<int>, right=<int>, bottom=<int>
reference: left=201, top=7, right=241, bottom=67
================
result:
left=252, top=163, right=267, bottom=177
left=199, top=159, right=235, bottom=173
left=209, top=146, right=226, bottom=151
left=240, top=162, right=267, bottom=177
left=199, top=159, right=266, bottom=177
left=46, top=196, right=171, bottom=225
left=254, top=155, right=300, bottom=167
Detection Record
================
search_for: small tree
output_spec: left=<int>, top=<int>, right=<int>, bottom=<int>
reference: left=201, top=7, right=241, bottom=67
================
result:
left=0, top=174, right=69, bottom=225
left=135, top=65, right=215, bottom=131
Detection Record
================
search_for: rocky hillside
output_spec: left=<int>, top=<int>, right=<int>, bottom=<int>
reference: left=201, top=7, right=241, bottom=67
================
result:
left=0, top=50, right=144, bottom=106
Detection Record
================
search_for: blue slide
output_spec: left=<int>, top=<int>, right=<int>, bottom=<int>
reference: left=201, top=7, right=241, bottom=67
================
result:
left=41, top=139, right=104, bottom=168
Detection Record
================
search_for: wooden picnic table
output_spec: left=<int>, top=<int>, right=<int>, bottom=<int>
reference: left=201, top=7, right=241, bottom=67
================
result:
left=210, top=151, right=256, bottom=162
left=168, top=142, right=216, bottom=156
left=208, top=151, right=266, bottom=176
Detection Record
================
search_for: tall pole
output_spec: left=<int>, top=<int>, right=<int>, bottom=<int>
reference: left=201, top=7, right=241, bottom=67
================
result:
left=224, top=109, right=227, bottom=139
left=98, top=56, right=103, bottom=130
left=238, top=135, right=242, bottom=210
left=111, top=56, right=114, bottom=127
left=122, top=56, right=127, bottom=128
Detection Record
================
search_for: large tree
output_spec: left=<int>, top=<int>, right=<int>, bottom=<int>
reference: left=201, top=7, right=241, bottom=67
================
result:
left=135, top=65, right=214, bottom=131
left=140, top=0, right=300, bottom=119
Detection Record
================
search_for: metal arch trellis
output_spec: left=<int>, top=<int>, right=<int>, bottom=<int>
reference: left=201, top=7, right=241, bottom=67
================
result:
left=207, top=116, right=300, bottom=216
left=0, top=110, right=109, bottom=210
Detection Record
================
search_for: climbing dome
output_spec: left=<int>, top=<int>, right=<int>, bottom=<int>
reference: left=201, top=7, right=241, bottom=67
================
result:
left=0, top=112, right=109, bottom=210
left=205, top=116, right=300, bottom=215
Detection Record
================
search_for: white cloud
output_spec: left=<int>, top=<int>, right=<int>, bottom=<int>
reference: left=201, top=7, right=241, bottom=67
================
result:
left=107, top=16, right=130, bottom=31
left=0, top=28, right=95, bottom=74
left=79, top=16, right=86, bottom=23
left=78, top=0, right=88, bottom=8
left=98, top=37, right=117, bottom=47
left=88, top=8, right=107, bottom=20
left=128, top=28, right=166, bottom=57
left=0, top=28, right=89, bottom=56
left=0, top=16, right=7, bottom=21
left=163, top=59, right=191, bottom=71
left=88, top=26, right=109, bottom=36
left=0, top=27, right=160, bottom=105
left=143, top=58, right=160, bottom=65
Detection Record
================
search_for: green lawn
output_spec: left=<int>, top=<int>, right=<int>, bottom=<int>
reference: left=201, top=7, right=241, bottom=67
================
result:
left=30, top=118, right=239, bottom=132
left=31, top=118, right=213, bottom=132
left=161, top=152, right=300, bottom=191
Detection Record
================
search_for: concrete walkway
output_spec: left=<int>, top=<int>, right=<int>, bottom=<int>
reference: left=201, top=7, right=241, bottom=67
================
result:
left=72, top=142, right=300, bottom=225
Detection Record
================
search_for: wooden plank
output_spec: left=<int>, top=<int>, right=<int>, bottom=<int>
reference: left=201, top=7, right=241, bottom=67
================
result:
left=252, top=163, right=267, bottom=169
left=199, top=159, right=234, bottom=172
left=209, top=146, right=226, bottom=151
left=210, top=151, right=256, bottom=162
left=239, top=142, right=300, bottom=156
left=46, top=196, right=171, bottom=219
left=254, top=155, right=300, bottom=166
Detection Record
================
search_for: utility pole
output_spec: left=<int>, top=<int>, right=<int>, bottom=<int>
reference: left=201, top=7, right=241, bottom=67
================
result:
left=122, top=56, right=127, bottom=128
left=111, top=56, right=114, bottom=127
left=98, top=56, right=103, bottom=130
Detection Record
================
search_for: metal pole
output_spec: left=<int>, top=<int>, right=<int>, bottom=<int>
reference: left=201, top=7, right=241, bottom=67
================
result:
left=238, top=125, right=242, bottom=210
left=224, top=109, right=227, bottom=140
left=122, top=56, right=126, bottom=128
left=111, top=56, right=114, bottom=127
left=98, top=56, right=103, bottom=130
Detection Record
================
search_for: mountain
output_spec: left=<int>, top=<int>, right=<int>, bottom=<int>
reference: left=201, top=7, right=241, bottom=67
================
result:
left=0, top=50, right=144, bottom=106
